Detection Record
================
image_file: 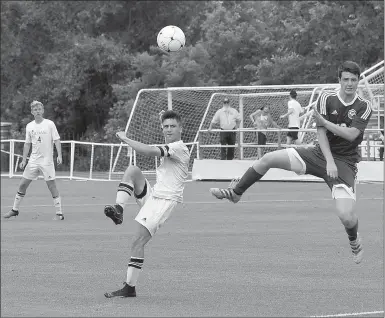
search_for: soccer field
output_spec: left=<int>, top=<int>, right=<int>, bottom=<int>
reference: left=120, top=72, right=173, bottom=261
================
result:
left=1, top=178, right=383, bottom=317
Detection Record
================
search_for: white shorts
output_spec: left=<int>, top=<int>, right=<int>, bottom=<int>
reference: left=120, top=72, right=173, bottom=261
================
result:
left=22, top=162, right=56, bottom=181
left=134, top=179, right=178, bottom=236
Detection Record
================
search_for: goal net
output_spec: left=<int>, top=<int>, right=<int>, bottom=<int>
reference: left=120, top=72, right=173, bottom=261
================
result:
left=113, top=78, right=383, bottom=172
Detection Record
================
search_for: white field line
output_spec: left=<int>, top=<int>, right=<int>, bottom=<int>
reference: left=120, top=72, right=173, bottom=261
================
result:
left=309, top=310, right=384, bottom=317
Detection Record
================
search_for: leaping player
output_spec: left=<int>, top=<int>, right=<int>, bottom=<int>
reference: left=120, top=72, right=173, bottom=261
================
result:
left=210, top=61, right=371, bottom=264
left=103, top=110, right=190, bottom=298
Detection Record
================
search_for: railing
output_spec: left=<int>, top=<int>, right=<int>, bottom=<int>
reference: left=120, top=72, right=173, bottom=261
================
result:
left=197, top=128, right=384, bottom=161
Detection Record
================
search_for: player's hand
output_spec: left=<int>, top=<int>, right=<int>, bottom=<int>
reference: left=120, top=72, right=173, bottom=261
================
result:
left=312, top=107, right=326, bottom=127
left=57, top=156, right=62, bottom=165
left=326, top=160, right=338, bottom=179
left=19, top=160, right=26, bottom=170
left=116, top=131, right=127, bottom=142
left=279, top=115, right=285, bottom=119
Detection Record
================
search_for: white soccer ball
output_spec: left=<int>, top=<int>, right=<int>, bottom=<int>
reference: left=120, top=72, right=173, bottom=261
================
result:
left=157, top=25, right=185, bottom=52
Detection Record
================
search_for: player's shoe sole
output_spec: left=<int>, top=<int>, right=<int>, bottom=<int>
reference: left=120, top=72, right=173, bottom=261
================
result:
left=104, top=205, right=123, bottom=225
left=104, top=282, right=136, bottom=298
left=209, top=188, right=241, bottom=203
left=350, top=233, right=364, bottom=264
left=3, top=209, right=19, bottom=219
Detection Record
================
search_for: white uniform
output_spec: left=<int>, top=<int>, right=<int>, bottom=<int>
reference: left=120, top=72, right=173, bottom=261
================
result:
left=23, top=119, right=60, bottom=181
left=287, top=99, right=303, bottom=128
left=134, top=140, right=190, bottom=236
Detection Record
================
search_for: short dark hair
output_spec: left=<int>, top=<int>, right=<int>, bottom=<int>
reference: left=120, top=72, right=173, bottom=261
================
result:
left=289, top=90, right=297, bottom=98
left=161, top=110, right=182, bottom=125
left=338, top=61, right=361, bottom=79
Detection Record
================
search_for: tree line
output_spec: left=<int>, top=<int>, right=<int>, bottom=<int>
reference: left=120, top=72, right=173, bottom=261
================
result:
left=1, top=0, right=383, bottom=142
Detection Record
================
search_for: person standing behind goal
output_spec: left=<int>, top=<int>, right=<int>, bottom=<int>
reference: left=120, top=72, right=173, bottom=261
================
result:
left=103, top=110, right=190, bottom=298
left=3, top=100, right=64, bottom=220
left=280, top=90, right=304, bottom=145
left=208, top=98, right=241, bottom=160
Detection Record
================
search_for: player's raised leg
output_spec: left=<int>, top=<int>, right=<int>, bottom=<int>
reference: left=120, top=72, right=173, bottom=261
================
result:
left=210, top=148, right=303, bottom=203
left=104, top=165, right=147, bottom=225
left=4, top=177, right=33, bottom=218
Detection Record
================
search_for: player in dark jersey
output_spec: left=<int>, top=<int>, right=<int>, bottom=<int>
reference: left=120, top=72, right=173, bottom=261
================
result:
left=210, top=61, right=371, bottom=264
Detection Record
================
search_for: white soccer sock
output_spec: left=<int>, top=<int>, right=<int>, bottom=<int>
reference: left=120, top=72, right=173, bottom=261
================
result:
left=53, top=196, right=62, bottom=214
left=126, top=257, right=144, bottom=287
left=116, top=182, right=134, bottom=209
left=13, top=191, right=25, bottom=211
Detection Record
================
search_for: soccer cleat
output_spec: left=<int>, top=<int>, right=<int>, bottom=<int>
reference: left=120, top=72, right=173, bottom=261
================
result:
left=104, top=282, right=136, bottom=298
left=104, top=204, right=123, bottom=225
left=209, top=188, right=241, bottom=203
left=3, top=209, right=19, bottom=219
left=55, top=212, right=64, bottom=220
left=349, top=233, right=364, bottom=264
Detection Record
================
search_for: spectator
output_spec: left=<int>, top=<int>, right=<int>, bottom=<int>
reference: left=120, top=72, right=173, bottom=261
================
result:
left=250, top=106, right=280, bottom=158
left=280, top=90, right=304, bottom=145
left=208, top=98, right=241, bottom=160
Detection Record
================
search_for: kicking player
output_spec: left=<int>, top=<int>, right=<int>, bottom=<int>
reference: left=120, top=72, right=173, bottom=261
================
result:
left=104, top=110, right=190, bottom=298
left=3, top=100, right=64, bottom=220
left=210, top=61, right=371, bottom=264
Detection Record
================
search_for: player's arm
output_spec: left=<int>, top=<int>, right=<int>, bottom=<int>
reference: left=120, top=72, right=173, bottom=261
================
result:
left=54, top=139, right=62, bottom=165
left=250, top=110, right=259, bottom=125
left=22, top=142, right=31, bottom=163
left=116, top=131, right=161, bottom=157
left=208, top=111, right=220, bottom=131
left=279, top=107, right=294, bottom=119
left=321, top=120, right=360, bottom=142
left=313, top=94, right=338, bottom=179
left=268, top=115, right=280, bottom=129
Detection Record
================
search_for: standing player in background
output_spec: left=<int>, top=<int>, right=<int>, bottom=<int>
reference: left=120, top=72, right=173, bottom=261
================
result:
left=250, top=106, right=281, bottom=158
left=210, top=61, right=371, bottom=264
left=103, top=110, right=190, bottom=298
left=3, top=101, right=64, bottom=220
left=280, top=90, right=304, bottom=145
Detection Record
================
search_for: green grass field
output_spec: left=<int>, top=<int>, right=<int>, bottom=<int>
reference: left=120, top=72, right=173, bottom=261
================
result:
left=1, top=178, right=383, bottom=317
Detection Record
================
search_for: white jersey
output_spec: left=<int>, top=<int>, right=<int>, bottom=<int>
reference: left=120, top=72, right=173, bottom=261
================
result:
left=25, top=119, right=60, bottom=165
left=287, top=99, right=302, bottom=128
left=153, top=140, right=190, bottom=203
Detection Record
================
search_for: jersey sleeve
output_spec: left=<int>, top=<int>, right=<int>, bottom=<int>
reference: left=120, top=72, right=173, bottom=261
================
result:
left=351, top=101, right=372, bottom=133
left=50, top=121, right=60, bottom=141
left=157, top=142, right=187, bottom=161
left=316, top=93, right=330, bottom=125
left=25, top=125, right=31, bottom=143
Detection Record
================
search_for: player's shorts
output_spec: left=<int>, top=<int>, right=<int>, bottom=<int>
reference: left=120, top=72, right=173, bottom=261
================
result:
left=287, top=127, right=299, bottom=140
left=134, top=179, right=178, bottom=236
left=286, top=147, right=357, bottom=200
left=22, top=162, right=56, bottom=181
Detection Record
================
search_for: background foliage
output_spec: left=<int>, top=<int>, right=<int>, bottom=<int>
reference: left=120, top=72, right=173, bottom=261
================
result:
left=1, top=0, right=383, bottom=140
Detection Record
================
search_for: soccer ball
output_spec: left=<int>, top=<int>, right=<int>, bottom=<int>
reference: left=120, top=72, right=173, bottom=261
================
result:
left=157, top=25, right=185, bottom=52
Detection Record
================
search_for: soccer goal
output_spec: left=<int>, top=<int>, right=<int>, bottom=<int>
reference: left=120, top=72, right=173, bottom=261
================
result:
left=111, top=84, right=342, bottom=173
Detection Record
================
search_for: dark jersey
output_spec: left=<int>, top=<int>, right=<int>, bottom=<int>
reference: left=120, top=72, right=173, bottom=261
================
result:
left=316, top=91, right=372, bottom=162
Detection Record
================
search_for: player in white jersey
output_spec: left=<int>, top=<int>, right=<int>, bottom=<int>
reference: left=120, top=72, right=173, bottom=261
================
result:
left=104, top=110, right=190, bottom=298
left=3, top=101, right=64, bottom=220
left=280, top=90, right=304, bottom=145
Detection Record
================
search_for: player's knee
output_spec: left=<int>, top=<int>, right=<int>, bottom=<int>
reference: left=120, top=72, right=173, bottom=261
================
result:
left=19, top=178, right=31, bottom=192
left=123, top=165, right=142, bottom=181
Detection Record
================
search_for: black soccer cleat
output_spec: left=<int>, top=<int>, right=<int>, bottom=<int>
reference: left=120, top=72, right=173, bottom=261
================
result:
left=104, top=204, right=123, bottom=225
left=3, top=209, right=19, bottom=219
left=104, top=282, right=136, bottom=298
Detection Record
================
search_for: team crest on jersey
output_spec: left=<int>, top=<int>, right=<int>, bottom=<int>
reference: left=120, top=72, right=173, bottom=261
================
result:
left=348, top=109, right=356, bottom=119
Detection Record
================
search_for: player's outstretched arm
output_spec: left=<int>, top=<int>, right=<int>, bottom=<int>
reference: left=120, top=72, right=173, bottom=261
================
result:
left=116, top=131, right=161, bottom=157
